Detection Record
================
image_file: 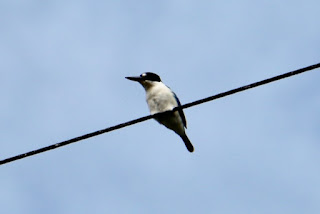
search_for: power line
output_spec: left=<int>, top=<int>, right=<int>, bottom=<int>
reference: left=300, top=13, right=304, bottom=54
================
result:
left=1, top=62, right=319, bottom=165
left=180, top=63, right=320, bottom=110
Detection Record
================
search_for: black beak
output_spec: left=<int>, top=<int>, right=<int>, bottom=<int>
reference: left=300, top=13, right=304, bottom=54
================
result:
left=125, top=76, right=142, bottom=82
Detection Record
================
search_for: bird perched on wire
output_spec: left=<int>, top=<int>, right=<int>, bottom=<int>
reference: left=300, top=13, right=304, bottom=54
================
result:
left=126, top=72, right=194, bottom=152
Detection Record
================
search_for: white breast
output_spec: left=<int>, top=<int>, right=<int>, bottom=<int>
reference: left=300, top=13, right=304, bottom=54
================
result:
left=145, top=82, right=178, bottom=114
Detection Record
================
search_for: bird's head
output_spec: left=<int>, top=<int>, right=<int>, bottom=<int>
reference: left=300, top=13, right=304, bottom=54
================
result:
left=126, top=72, right=162, bottom=89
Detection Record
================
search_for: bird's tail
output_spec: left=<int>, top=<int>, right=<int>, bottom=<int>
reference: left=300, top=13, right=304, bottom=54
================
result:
left=180, top=134, right=194, bottom=153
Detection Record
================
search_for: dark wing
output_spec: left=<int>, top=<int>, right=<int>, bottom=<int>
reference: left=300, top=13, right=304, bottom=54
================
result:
left=173, top=92, right=187, bottom=128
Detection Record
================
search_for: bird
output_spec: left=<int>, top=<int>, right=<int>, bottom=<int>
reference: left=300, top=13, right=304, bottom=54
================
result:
left=126, top=72, right=194, bottom=152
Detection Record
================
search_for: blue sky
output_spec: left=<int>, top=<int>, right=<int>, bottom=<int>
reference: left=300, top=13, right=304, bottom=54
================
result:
left=1, top=1, right=320, bottom=213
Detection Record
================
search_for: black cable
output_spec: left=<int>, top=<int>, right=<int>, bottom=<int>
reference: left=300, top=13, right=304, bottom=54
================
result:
left=1, top=62, right=319, bottom=165
left=180, top=63, right=320, bottom=110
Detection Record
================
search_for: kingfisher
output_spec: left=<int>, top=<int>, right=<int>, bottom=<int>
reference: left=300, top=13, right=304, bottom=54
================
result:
left=126, top=72, right=194, bottom=152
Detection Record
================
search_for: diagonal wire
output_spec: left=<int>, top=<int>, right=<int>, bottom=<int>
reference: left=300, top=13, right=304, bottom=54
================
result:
left=1, top=62, right=320, bottom=165
left=180, top=63, right=320, bottom=110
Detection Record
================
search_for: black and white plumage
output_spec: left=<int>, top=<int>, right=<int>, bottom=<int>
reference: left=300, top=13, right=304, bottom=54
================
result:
left=126, top=72, right=194, bottom=152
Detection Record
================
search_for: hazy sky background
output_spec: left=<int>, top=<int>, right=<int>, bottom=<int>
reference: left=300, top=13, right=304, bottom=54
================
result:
left=1, top=1, right=320, bottom=213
